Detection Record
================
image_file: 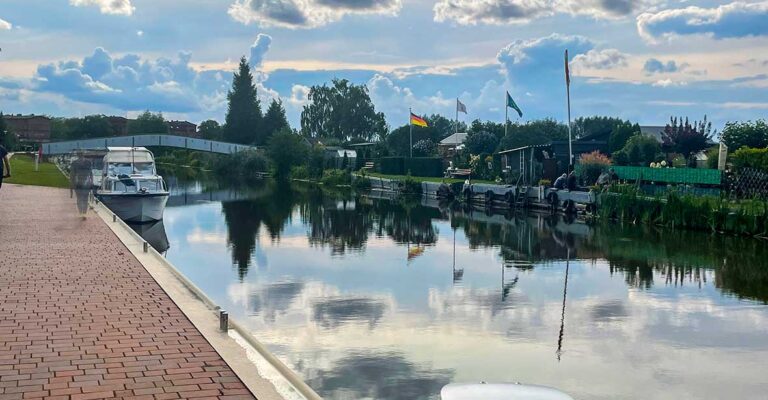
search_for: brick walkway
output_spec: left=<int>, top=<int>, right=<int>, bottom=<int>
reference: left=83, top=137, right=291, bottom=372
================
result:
left=0, top=185, right=256, bottom=400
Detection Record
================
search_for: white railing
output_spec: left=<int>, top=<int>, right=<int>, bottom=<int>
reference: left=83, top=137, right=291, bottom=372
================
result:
left=43, top=134, right=257, bottom=155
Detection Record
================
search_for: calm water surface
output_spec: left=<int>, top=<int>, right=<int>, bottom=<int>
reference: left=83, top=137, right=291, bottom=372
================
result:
left=146, top=175, right=768, bottom=400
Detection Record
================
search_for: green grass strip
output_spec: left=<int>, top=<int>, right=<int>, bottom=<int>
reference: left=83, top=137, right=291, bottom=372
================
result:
left=5, top=154, right=70, bottom=188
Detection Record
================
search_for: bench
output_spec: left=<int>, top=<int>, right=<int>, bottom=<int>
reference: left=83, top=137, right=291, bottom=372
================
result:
left=363, top=161, right=374, bottom=170
left=448, top=168, right=472, bottom=178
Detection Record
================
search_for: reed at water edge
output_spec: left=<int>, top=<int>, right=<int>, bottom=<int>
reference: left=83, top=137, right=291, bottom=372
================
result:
left=597, top=185, right=768, bottom=237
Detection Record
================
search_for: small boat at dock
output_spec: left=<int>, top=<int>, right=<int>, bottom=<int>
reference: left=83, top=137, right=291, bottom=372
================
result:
left=96, top=147, right=169, bottom=223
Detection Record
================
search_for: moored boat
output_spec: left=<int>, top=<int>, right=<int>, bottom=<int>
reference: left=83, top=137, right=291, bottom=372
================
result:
left=96, top=147, right=169, bottom=223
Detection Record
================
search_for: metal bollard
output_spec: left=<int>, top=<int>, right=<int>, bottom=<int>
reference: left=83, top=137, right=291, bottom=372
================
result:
left=219, top=310, right=228, bottom=332
left=112, top=214, right=117, bottom=222
left=143, top=241, right=148, bottom=253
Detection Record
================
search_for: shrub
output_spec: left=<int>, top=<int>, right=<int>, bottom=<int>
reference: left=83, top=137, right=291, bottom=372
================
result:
left=321, top=169, right=351, bottom=186
left=613, top=150, right=629, bottom=166
left=401, top=174, right=422, bottom=195
left=731, top=147, right=768, bottom=172
left=619, top=135, right=661, bottom=166
left=307, top=146, right=325, bottom=179
left=266, top=128, right=308, bottom=179
left=578, top=151, right=611, bottom=185
left=290, top=165, right=309, bottom=180
left=706, top=146, right=719, bottom=169
left=413, top=139, right=436, bottom=157
left=212, top=150, right=268, bottom=182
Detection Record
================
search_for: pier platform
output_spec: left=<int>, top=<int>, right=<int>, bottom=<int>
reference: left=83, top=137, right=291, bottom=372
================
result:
left=0, top=184, right=257, bottom=400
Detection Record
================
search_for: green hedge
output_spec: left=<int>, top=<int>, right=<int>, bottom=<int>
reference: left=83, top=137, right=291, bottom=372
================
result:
left=731, top=147, right=768, bottom=173
left=378, top=157, right=405, bottom=175
left=405, top=157, right=443, bottom=177
left=376, top=157, right=443, bottom=177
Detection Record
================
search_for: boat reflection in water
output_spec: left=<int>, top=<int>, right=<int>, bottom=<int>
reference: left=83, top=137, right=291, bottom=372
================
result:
left=154, top=178, right=768, bottom=400
left=126, top=220, right=170, bottom=254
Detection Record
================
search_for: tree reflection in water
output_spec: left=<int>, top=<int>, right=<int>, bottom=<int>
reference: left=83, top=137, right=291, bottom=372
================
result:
left=218, top=182, right=768, bottom=303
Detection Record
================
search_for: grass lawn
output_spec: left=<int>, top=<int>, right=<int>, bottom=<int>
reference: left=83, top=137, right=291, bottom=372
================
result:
left=5, top=154, right=70, bottom=188
left=362, top=171, right=496, bottom=185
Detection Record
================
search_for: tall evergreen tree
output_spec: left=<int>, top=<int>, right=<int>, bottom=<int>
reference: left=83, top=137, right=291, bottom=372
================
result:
left=261, top=99, right=289, bottom=145
left=224, top=57, right=262, bottom=145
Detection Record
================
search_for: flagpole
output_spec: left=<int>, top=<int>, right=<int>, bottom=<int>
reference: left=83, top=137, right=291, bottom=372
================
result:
left=565, top=50, right=573, bottom=170
left=455, top=99, right=459, bottom=135
left=505, top=92, right=509, bottom=138
left=409, top=107, right=413, bottom=158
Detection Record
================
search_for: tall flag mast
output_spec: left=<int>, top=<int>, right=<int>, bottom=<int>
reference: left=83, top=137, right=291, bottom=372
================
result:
left=409, top=110, right=428, bottom=158
left=456, top=98, right=467, bottom=135
left=505, top=91, right=523, bottom=138
left=565, top=49, right=573, bottom=169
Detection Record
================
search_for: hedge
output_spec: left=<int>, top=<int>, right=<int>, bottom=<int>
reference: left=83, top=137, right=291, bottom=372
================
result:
left=377, top=157, right=444, bottom=177
left=404, top=157, right=443, bottom=177
left=378, top=157, right=405, bottom=175
left=731, top=147, right=768, bottom=173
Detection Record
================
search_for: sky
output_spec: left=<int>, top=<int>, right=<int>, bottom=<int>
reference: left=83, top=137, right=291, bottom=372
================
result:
left=0, top=0, right=767, bottom=131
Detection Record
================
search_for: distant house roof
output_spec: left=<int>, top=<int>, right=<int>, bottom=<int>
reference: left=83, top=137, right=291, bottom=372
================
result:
left=439, top=133, right=468, bottom=146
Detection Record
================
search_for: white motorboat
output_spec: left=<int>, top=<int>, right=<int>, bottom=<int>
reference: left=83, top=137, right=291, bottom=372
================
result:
left=441, top=383, right=574, bottom=400
left=96, top=147, right=169, bottom=223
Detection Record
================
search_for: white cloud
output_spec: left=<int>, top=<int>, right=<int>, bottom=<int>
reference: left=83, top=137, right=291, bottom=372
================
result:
left=0, top=17, right=12, bottom=30
left=287, top=84, right=310, bottom=107
left=228, top=0, right=401, bottom=29
left=136, top=30, right=143, bottom=37
left=434, top=0, right=658, bottom=25
left=637, top=1, right=768, bottom=43
left=69, top=0, right=135, bottom=16
left=249, top=34, right=272, bottom=68
left=572, top=49, right=629, bottom=71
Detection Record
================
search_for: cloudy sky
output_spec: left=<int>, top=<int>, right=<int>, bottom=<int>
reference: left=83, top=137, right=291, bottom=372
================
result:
left=1, top=0, right=767, bottom=130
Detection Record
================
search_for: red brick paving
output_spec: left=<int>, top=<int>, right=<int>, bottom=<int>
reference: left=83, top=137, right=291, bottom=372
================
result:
left=0, top=185, right=256, bottom=400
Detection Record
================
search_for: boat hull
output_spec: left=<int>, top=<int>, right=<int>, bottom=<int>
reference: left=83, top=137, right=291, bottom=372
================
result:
left=98, top=193, right=169, bottom=222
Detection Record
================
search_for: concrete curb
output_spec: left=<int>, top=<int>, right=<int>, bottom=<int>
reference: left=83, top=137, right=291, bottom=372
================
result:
left=89, top=198, right=323, bottom=400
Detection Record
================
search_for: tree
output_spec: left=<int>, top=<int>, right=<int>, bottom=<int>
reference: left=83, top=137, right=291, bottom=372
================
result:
left=615, top=135, right=660, bottom=166
left=224, top=56, right=262, bottom=145
left=573, top=116, right=625, bottom=139
left=300, top=79, right=387, bottom=142
left=608, top=121, right=640, bottom=154
left=266, top=128, right=308, bottom=179
left=262, top=99, right=289, bottom=145
left=498, top=119, right=568, bottom=150
left=469, top=119, right=505, bottom=140
left=198, top=120, right=223, bottom=141
left=465, top=132, right=499, bottom=155
left=720, top=120, right=768, bottom=150
left=662, top=116, right=714, bottom=165
left=0, top=112, right=17, bottom=151
left=128, top=111, right=168, bottom=135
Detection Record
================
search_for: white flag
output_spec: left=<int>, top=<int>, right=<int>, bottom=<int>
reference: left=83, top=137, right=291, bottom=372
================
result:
left=457, top=99, right=467, bottom=114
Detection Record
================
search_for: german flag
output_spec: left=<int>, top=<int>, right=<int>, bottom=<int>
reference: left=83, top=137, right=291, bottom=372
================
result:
left=410, top=113, right=428, bottom=128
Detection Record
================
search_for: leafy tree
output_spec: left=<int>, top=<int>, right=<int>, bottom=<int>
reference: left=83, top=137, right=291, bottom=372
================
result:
left=662, top=116, right=714, bottom=165
left=615, top=135, right=660, bottom=166
left=0, top=112, right=17, bottom=150
left=608, top=121, right=640, bottom=154
left=573, top=116, right=625, bottom=139
left=412, top=139, right=436, bottom=157
left=720, top=120, right=768, bottom=150
left=469, top=119, right=505, bottom=140
left=266, top=128, right=308, bottom=179
left=306, top=146, right=326, bottom=179
left=198, top=120, right=223, bottom=141
left=262, top=98, right=290, bottom=145
left=128, top=111, right=168, bottom=135
left=465, top=132, right=499, bottom=155
left=498, top=119, right=568, bottom=150
left=300, top=79, right=387, bottom=142
left=224, top=56, right=262, bottom=145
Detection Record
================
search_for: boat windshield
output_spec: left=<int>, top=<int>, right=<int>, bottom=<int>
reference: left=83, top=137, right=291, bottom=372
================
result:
left=107, top=162, right=155, bottom=176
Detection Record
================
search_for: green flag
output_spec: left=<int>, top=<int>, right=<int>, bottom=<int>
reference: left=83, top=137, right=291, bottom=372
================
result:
left=506, top=92, right=523, bottom=118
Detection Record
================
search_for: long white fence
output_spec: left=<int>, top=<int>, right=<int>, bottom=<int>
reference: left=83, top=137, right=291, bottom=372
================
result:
left=42, top=135, right=257, bottom=155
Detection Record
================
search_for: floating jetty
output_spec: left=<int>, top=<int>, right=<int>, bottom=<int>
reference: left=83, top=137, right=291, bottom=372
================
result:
left=366, top=176, right=597, bottom=215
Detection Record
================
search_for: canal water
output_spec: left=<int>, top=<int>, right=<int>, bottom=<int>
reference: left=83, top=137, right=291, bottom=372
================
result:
left=142, top=175, right=768, bottom=400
